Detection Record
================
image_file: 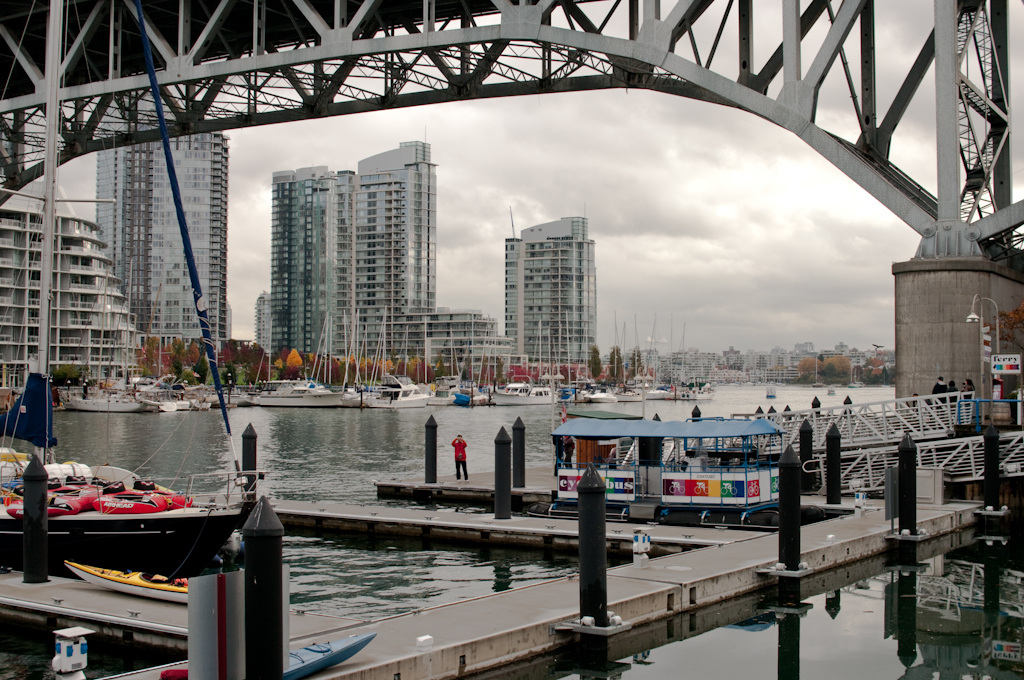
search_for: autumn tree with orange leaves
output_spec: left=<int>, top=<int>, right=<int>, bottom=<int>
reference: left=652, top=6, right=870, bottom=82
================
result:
left=1000, top=301, right=1024, bottom=353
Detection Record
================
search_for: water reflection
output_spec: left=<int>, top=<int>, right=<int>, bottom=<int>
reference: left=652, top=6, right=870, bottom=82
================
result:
left=471, top=528, right=1024, bottom=680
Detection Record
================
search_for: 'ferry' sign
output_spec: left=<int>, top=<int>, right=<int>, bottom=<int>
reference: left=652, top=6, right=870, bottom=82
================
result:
left=992, top=354, right=1022, bottom=374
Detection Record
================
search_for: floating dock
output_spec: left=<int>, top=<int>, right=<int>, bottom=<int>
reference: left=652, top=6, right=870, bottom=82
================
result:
left=0, top=496, right=977, bottom=680
left=273, top=498, right=769, bottom=556
left=0, top=569, right=364, bottom=654
left=373, top=466, right=556, bottom=507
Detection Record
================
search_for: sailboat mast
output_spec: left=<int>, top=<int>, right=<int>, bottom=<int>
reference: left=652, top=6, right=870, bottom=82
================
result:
left=38, top=0, right=64, bottom=380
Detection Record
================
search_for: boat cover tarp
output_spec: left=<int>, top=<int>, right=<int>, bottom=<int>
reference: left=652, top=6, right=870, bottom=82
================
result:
left=1, top=373, right=56, bottom=448
left=552, top=418, right=781, bottom=439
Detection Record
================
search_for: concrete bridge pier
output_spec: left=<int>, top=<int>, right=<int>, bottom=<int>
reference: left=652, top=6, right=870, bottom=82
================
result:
left=894, top=258, right=1024, bottom=399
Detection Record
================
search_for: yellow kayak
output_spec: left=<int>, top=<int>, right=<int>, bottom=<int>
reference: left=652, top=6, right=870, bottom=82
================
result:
left=65, top=561, right=188, bottom=603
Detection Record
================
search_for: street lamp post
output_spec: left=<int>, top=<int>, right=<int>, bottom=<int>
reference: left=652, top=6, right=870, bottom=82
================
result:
left=966, top=294, right=1000, bottom=402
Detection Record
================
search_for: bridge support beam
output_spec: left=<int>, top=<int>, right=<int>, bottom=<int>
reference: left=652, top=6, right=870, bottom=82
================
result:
left=893, top=258, right=1024, bottom=398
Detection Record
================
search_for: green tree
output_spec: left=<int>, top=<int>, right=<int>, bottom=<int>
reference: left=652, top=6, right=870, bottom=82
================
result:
left=435, top=353, right=448, bottom=378
left=51, top=364, right=81, bottom=386
left=588, top=344, right=603, bottom=380
left=495, top=357, right=505, bottom=384
left=608, top=346, right=624, bottom=382
left=191, top=355, right=209, bottom=384
left=628, top=347, right=644, bottom=381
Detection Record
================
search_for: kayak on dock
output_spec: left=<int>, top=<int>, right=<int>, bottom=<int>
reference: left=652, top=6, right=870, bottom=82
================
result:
left=285, top=633, right=377, bottom=680
left=64, top=561, right=189, bottom=603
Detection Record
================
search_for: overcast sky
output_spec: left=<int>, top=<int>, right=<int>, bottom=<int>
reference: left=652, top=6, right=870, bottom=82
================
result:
left=53, top=1, right=1024, bottom=357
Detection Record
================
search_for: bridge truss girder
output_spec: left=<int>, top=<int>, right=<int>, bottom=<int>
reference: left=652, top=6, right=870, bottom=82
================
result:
left=0, top=0, right=1018, bottom=266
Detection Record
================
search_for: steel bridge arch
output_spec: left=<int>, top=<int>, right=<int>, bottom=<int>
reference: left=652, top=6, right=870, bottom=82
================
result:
left=0, top=0, right=1019, bottom=266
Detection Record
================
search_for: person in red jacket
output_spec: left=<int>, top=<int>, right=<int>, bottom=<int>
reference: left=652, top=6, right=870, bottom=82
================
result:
left=452, top=434, right=468, bottom=481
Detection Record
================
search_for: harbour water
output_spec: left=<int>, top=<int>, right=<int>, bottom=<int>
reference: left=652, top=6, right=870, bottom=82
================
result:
left=10, top=384, right=1024, bottom=678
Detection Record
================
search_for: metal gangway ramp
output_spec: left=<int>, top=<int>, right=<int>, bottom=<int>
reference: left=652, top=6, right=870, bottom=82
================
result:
left=751, top=393, right=976, bottom=451
left=828, top=429, right=1024, bottom=493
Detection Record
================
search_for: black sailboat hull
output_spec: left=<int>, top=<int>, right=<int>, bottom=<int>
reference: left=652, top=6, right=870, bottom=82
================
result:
left=0, top=507, right=244, bottom=578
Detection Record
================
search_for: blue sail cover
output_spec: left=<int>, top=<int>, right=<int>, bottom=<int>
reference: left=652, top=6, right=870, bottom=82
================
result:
left=1, top=373, right=56, bottom=448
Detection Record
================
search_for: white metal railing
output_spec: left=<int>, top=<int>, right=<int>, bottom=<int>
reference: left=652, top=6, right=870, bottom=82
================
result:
left=752, top=393, right=969, bottom=450
left=810, top=429, right=1024, bottom=492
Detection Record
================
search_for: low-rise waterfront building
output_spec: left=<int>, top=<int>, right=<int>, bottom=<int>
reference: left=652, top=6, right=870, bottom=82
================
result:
left=387, top=307, right=523, bottom=380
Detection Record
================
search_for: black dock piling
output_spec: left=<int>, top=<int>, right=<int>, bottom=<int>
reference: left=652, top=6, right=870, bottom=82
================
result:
left=243, top=496, right=284, bottom=680
left=798, top=420, right=814, bottom=492
left=22, top=456, right=48, bottom=583
left=826, top=424, right=841, bottom=505
left=983, top=424, right=1001, bottom=511
left=811, top=396, right=820, bottom=409
left=896, top=570, right=918, bottom=668
left=577, top=464, right=608, bottom=629
left=512, top=417, right=526, bottom=488
left=691, top=405, right=701, bottom=419
left=897, top=434, right=917, bottom=537
left=825, top=590, right=841, bottom=619
left=425, top=415, right=438, bottom=484
left=242, top=424, right=258, bottom=509
left=494, top=427, right=512, bottom=520
left=777, top=610, right=801, bottom=680
left=779, top=445, right=801, bottom=572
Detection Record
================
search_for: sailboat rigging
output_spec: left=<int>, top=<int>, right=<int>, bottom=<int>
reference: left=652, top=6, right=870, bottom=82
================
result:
left=0, top=0, right=247, bottom=577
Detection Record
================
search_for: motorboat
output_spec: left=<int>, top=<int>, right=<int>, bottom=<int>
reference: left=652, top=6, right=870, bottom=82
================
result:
left=644, top=385, right=675, bottom=400
left=364, top=375, right=430, bottom=409
left=491, top=381, right=553, bottom=405
left=586, top=387, right=618, bottom=403
left=428, top=376, right=461, bottom=406
left=257, top=380, right=344, bottom=407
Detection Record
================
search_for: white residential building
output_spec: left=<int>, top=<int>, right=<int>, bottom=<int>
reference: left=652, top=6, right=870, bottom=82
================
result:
left=0, top=193, right=136, bottom=385
left=504, top=217, right=596, bottom=362
left=254, top=291, right=271, bottom=348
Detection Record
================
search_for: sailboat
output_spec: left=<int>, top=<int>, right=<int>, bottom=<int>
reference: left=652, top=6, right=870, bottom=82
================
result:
left=0, top=0, right=245, bottom=577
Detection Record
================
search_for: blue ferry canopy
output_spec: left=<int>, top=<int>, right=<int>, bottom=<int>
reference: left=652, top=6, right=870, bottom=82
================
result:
left=551, top=418, right=783, bottom=439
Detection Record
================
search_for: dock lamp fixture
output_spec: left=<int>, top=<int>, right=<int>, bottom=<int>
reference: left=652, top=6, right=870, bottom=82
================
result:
left=966, top=295, right=1000, bottom=400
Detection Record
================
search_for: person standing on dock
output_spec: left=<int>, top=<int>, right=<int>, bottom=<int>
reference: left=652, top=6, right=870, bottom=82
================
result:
left=452, top=434, right=469, bottom=481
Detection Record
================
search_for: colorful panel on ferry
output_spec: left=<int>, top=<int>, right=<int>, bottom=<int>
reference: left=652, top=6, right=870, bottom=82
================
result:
left=557, top=471, right=635, bottom=501
left=662, top=479, right=746, bottom=498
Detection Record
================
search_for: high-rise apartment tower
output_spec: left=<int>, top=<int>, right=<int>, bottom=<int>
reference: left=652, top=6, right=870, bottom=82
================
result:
left=96, top=133, right=229, bottom=346
left=504, top=217, right=596, bottom=362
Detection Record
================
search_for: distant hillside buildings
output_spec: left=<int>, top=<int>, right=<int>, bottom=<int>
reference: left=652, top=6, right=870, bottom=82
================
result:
left=96, top=133, right=230, bottom=346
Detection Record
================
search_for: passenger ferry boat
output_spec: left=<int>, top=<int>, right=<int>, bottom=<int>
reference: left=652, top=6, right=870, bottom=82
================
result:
left=537, top=416, right=792, bottom=527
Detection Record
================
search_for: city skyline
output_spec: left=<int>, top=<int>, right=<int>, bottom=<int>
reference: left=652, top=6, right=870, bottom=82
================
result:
left=50, top=2, right=1024, bottom=355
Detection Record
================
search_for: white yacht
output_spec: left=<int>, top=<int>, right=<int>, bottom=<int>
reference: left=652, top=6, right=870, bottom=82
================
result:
left=491, top=381, right=553, bottom=406
left=257, top=380, right=344, bottom=407
left=364, top=375, right=430, bottom=409
left=586, top=387, right=618, bottom=403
